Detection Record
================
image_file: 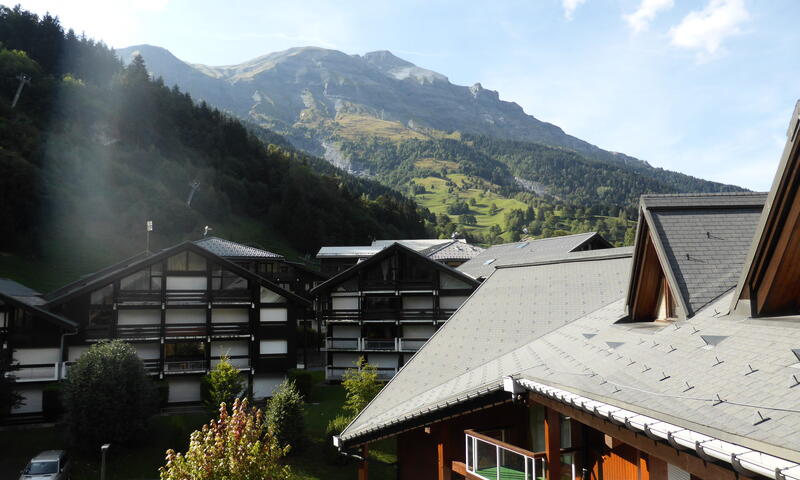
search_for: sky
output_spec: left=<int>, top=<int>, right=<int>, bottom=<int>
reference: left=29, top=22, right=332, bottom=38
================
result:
left=16, top=0, right=800, bottom=191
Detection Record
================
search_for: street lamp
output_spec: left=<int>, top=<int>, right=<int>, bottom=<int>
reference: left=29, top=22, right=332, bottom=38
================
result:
left=100, top=444, right=111, bottom=480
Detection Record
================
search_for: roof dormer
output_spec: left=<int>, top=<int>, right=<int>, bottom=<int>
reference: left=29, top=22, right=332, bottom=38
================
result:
left=627, top=192, right=766, bottom=321
left=733, top=101, right=800, bottom=317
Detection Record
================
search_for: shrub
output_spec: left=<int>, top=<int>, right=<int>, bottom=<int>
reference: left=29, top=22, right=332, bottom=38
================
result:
left=288, top=369, right=313, bottom=401
left=202, top=356, right=245, bottom=414
left=265, top=379, right=306, bottom=453
left=62, top=340, right=157, bottom=448
left=159, top=398, right=292, bottom=480
left=342, top=357, right=382, bottom=417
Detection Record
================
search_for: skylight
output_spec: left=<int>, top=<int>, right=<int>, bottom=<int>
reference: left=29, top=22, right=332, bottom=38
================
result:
left=516, top=242, right=529, bottom=249
left=483, top=258, right=496, bottom=265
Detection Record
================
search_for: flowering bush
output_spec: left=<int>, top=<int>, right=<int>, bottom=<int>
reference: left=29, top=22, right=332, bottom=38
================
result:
left=159, top=398, right=292, bottom=480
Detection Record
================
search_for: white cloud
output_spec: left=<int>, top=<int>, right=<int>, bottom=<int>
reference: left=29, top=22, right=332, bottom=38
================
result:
left=562, top=0, right=586, bottom=20
left=669, top=0, right=749, bottom=54
left=624, top=0, right=674, bottom=33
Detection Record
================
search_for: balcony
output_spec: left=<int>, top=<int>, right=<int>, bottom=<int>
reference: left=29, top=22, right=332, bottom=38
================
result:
left=465, top=430, right=547, bottom=480
left=398, top=337, right=428, bottom=352
left=116, top=324, right=161, bottom=339
left=326, top=337, right=360, bottom=351
left=325, top=365, right=396, bottom=381
left=164, top=360, right=207, bottom=374
left=163, top=323, right=207, bottom=338
left=211, top=355, right=249, bottom=370
left=117, top=291, right=161, bottom=304
left=7, top=363, right=59, bottom=382
left=361, top=338, right=397, bottom=351
left=209, top=289, right=251, bottom=304
left=321, top=309, right=360, bottom=323
left=210, top=322, right=250, bottom=337
left=165, top=290, right=207, bottom=305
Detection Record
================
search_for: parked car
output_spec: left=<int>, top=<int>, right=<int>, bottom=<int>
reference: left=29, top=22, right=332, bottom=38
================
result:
left=19, top=450, right=70, bottom=480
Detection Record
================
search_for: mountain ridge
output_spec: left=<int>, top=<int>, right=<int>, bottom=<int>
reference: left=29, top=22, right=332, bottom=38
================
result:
left=116, top=44, right=649, bottom=169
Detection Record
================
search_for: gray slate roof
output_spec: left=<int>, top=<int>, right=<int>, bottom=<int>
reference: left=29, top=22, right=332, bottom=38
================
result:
left=0, top=278, right=43, bottom=306
left=194, top=236, right=283, bottom=259
left=457, top=232, right=608, bottom=278
left=640, top=193, right=766, bottom=316
left=342, top=248, right=632, bottom=440
left=419, top=240, right=485, bottom=262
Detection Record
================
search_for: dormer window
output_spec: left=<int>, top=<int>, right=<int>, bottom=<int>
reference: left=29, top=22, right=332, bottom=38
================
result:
left=628, top=223, right=679, bottom=322
left=653, top=277, right=676, bottom=321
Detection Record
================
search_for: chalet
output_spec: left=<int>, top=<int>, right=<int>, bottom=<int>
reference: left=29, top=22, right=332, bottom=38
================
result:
left=2, top=241, right=311, bottom=417
left=317, top=239, right=484, bottom=275
left=457, top=232, right=612, bottom=280
left=332, top=105, right=800, bottom=480
left=194, top=236, right=328, bottom=295
left=310, top=243, right=480, bottom=382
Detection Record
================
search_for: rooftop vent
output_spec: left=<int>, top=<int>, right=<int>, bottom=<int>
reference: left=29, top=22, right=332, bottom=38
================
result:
left=700, top=335, right=728, bottom=350
left=606, top=341, right=624, bottom=351
left=582, top=333, right=596, bottom=340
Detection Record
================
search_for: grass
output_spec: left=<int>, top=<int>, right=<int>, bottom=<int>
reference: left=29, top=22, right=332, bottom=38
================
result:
left=412, top=174, right=529, bottom=241
left=334, top=113, right=429, bottom=142
left=0, top=372, right=396, bottom=480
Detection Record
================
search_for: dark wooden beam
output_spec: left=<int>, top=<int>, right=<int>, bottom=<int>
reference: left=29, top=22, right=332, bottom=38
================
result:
left=545, top=406, right=562, bottom=480
left=530, top=393, right=747, bottom=480
left=358, top=444, right=369, bottom=480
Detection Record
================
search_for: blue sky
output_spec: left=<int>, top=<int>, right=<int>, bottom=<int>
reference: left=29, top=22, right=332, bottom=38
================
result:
left=17, top=0, right=800, bottom=190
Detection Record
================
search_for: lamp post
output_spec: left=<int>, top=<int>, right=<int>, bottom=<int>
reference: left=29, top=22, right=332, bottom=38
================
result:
left=100, top=443, right=111, bottom=480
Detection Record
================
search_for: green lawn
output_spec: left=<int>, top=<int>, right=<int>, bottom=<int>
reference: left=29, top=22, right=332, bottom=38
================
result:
left=0, top=372, right=396, bottom=480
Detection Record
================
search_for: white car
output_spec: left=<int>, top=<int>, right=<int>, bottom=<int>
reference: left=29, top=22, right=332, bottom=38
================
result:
left=19, top=450, right=71, bottom=480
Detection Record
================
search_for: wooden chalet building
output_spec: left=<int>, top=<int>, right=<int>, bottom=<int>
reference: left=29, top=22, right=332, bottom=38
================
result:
left=333, top=102, right=800, bottom=480
left=311, top=242, right=480, bottom=382
left=1, top=241, right=311, bottom=416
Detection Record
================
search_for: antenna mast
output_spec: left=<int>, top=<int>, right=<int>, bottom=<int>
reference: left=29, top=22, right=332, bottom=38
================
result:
left=146, top=220, right=153, bottom=252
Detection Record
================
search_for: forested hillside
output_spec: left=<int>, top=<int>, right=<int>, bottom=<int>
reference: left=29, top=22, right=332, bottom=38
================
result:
left=0, top=6, right=427, bottom=289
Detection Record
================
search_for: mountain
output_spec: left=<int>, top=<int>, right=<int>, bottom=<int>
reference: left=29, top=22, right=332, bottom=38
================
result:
left=116, top=45, right=644, bottom=167
left=116, top=44, right=746, bottom=246
left=0, top=7, right=427, bottom=290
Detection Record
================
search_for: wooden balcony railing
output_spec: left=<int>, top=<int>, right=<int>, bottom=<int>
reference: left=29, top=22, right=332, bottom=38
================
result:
left=164, top=360, right=207, bottom=373
left=361, top=338, right=396, bottom=351
left=398, top=337, right=428, bottom=352
left=320, top=308, right=457, bottom=323
left=210, top=322, right=249, bottom=337
left=209, top=290, right=251, bottom=303
left=116, top=324, right=161, bottom=339
left=326, top=337, right=360, bottom=350
left=210, top=355, right=249, bottom=370
left=7, top=363, right=59, bottom=382
left=117, top=291, right=161, bottom=303
left=163, top=323, right=207, bottom=337
left=325, top=365, right=396, bottom=381
left=165, top=290, right=207, bottom=304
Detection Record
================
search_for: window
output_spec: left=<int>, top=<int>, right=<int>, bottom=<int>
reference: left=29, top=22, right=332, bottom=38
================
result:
left=88, top=309, right=112, bottom=327
left=363, top=296, right=401, bottom=312
left=90, top=284, right=114, bottom=305
left=529, top=404, right=545, bottom=452
left=211, top=268, right=248, bottom=290
left=120, top=265, right=162, bottom=291
left=165, top=342, right=205, bottom=360
left=259, top=339, right=287, bottom=355
left=167, top=251, right=207, bottom=272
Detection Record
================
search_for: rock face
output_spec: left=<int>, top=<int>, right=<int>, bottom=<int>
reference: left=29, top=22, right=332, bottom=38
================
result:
left=116, top=45, right=644, bottom=167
